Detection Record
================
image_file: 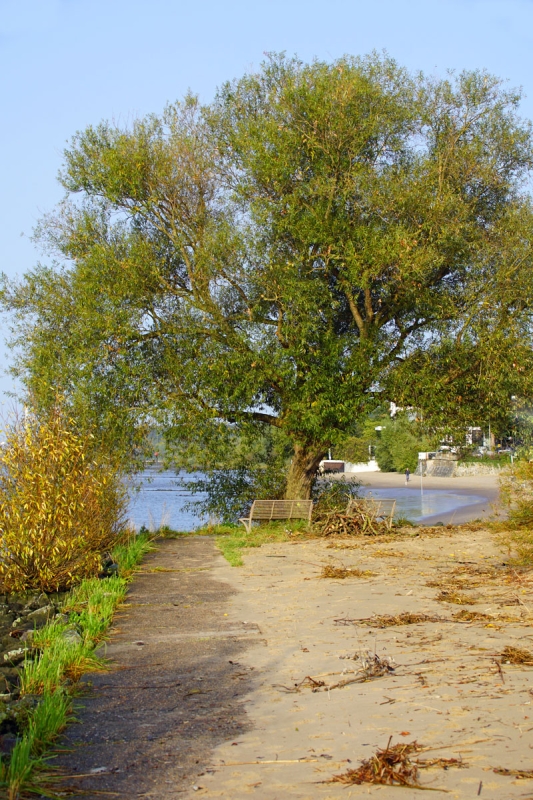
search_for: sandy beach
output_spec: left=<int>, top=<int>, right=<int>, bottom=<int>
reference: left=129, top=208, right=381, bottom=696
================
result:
left=341, top=471, right=502, bottom=525
left=191, top=527, right=533, bottom=799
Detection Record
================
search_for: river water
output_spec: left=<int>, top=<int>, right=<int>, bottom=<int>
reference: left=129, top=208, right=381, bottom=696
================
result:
left=127, top=471, right=207, bottom=532
left=127, top=470, right=486, bottom=531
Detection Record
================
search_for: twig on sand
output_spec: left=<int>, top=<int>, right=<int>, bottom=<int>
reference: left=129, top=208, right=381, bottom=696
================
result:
left=274, top=652, right=395, bottom=693
left=492, top=658, right=505, bottom=683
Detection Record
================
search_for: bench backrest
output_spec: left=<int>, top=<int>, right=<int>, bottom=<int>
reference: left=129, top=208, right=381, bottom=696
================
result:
left=250, top=499, right=313, bottom=522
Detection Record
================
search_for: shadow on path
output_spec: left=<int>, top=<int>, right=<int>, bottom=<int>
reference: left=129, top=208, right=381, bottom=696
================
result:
left=55, top=536, right=257, bottom=798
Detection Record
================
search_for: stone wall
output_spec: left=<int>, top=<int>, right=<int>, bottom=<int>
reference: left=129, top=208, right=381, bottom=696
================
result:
left=455, top=463, right=504, bottom=476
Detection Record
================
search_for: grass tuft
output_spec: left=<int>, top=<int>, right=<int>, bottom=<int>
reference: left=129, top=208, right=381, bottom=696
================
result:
left=201, top=521, right=308, bottom=566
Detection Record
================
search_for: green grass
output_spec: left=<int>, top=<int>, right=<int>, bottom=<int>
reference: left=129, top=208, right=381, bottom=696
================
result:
left=202, top=520, right=310, bottom=566
left=0, top=531, right=155, bottom=799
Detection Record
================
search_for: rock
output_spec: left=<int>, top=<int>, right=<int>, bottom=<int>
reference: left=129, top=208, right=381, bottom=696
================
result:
left=10, top=619, right=35, bottom=634
left=22, top=595, right=39, bottom=612
left=62, top=628, right=83, bottom=646
left=3, top=648, right=27, bottom=666
left=26, top=605, right=55, bottom=628
left=0, top=733, right=17, bottom=754
left=0, top=613, right=16, bottom=631
left=100, top=555, right=119, bottom=578
left=0, top=667, right=21, bottom=690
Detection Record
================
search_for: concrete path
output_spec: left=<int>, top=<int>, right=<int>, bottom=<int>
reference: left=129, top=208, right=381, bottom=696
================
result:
left=56, top=536, right=260, bottom=798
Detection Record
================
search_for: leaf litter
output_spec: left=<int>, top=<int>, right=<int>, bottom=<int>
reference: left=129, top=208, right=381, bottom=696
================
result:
left=435, top=590, right=477, bottom=605
left=320, top=565, right=376, bottom=579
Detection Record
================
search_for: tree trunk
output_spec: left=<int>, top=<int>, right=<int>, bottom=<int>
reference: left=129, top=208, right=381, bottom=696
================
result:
left=285, top=443, right=326, bottom=500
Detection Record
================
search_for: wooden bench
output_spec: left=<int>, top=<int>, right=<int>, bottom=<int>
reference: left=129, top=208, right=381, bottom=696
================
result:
left=239, top=499, right=314, bottom=534
left=347, top=496, right=397, bottom=531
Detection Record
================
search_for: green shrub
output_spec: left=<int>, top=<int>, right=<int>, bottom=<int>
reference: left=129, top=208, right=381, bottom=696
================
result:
left=0, top=407, right=128, bottom=592
left=500, top=460, right=533, bottom=528
left=496, top=461, right=533, bottom=563
left=374, top=416, right=434, bottom=473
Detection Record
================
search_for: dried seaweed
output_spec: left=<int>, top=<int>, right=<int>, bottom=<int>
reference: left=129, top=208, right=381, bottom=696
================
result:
left=328, top=738, right=465, bottom=788
left=351, top=651, right=395, bottom=679
left=335, top=612, right=442, bottom=628
left=453, top=610, right=492, bottom=622
left=329, top=738, right=423, bottom=787
left=500, top=645, right=533, bottom=665
left=426, top=576, right=477, bottom=590
left=320, top=565, right=376, bottom=579
left=435, top=590, right=476, bottom=605
left=273, top=675, right=327, bottom=693
left=418, top=757, right=467, bottom=770
left=493, top=767, right=533, bottom=779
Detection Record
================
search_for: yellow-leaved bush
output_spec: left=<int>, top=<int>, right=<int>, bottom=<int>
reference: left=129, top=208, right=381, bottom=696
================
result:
left=0, top=408, right=128, bottom=592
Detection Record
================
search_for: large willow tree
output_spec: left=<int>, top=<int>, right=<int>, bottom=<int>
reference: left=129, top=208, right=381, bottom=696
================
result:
left=3, top=54, right=533, bottom=499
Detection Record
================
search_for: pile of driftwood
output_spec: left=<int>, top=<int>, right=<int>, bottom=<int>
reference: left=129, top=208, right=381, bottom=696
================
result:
left=313, top=499, right=388, bottom=536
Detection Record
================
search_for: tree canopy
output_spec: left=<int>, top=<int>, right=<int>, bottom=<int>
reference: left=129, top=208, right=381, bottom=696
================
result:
left=3, top=53, right=533, bottom=500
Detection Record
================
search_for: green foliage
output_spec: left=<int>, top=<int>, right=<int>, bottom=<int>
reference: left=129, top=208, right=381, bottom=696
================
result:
left=334, top=435, right=372, bottom=464
left=0, top=407, right=129, bottom=592
left=3, top=54, right=533, bottom=504
left=460, top=453, right=512, bottom=467
left=373, top=415, right=434, bottom=473
left=181, top=425, right=292, bottom=522
left=500, top=460, right=533, bottom=529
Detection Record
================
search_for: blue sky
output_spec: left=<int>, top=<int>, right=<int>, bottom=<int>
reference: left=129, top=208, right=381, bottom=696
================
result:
left=1, top=0, right=533, bottom=400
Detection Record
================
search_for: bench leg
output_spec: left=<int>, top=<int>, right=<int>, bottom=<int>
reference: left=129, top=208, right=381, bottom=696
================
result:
left=238, top=518, right=252, bottom=534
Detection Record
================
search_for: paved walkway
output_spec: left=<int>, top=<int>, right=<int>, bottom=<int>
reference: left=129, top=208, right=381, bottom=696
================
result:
left=56, top=536, right=259, bottom=798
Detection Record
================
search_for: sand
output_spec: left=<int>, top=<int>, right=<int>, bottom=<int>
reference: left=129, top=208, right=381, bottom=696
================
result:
left=192, top=524, right=533, bottom=799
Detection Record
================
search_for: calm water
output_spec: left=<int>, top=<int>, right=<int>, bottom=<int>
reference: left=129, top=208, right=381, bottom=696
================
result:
left=126, top=471, right=485, bottom=531
left=360, top=486, right=485, bottom=522
left=127, top=470, right=207, bottom=532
